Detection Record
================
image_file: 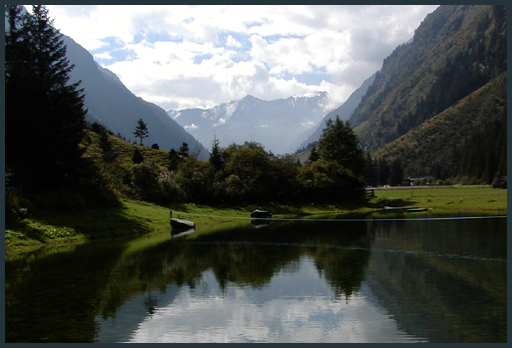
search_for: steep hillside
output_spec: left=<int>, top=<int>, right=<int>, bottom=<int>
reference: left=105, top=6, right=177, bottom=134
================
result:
left=169, top=93, right=330, bottom=154
left=350, top=5, right=506, bottom=156
left=373, top=72, right=506, bottom=182
left=63, top=36, right=208, bottom=160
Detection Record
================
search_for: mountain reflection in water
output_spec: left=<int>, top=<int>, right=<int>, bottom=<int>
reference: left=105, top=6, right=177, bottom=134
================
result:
left=5, top=218, right=506, bottom=343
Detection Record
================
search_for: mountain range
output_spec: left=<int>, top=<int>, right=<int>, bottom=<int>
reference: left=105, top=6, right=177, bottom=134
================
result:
left=16, top=4, right=505, bottom=182
left=168, top=92, right=330, bottom=154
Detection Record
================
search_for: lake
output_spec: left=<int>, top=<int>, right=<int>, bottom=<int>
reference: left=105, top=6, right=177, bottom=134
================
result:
left=5, top=217, right=507, bottom=343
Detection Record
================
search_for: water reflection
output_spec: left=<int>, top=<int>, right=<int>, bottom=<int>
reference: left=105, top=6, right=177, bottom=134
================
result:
left=5, top=218, right=506, bottom=343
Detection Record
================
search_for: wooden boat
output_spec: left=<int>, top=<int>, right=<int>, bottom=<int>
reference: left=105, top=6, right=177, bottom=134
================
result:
left=383, top=206, right=418, bottom=211
left=170, top=218, right=195, bottom=230
left=406, top=207, right=428, bottom=212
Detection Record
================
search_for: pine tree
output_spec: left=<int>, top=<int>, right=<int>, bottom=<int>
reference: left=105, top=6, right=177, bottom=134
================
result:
left=5, top=5, right=87, bottom=191
left=168, top=148, right=180, bottom=171
left=307, top=144, right=320, bottom=163
left=179, top=142, right=189, bottom=158
left=133, top=118, right=149, bottom=145
left=316, top=116, right=367, bottom=177
left=209, top=135, right=223, bottom=172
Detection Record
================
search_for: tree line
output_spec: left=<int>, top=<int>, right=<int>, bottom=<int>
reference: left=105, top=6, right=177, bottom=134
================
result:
left=104, top=116, right=369, bottom=205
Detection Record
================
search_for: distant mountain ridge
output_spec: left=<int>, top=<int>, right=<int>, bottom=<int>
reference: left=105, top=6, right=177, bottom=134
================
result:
left=168, top=92, right=331, bottom=154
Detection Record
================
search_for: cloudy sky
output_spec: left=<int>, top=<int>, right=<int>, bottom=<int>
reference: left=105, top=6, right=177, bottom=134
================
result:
left=37, top=5, right=439, bottom=111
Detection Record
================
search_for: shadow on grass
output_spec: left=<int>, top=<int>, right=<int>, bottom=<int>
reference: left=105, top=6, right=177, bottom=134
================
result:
left=8, top=203, right=158, bottom=244
left=363, top=197, right=417, bottom=209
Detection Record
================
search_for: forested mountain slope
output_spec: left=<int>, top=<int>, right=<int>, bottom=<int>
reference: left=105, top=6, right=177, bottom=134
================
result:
left=348, top=5, right=506, bottom=182
left=373, top=72, right=506, bottom=182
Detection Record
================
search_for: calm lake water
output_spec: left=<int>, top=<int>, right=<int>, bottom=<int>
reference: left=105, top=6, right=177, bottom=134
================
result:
left=5, top=217, right=507, bottom=343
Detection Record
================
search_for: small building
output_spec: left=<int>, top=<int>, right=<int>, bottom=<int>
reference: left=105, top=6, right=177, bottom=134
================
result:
left=250, top=210, right=272, bottom=219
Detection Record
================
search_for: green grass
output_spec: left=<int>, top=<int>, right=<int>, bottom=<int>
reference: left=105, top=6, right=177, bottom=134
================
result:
left=372, top=186, right=507, bottom=216
left=5, top=187, right=507, bottom=254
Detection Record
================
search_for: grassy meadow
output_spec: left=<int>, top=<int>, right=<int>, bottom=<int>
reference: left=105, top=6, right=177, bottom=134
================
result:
left=5, top=186, right=507, bottom=254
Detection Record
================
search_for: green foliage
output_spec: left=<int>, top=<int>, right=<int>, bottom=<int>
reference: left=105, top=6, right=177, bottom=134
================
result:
left=459, top=115, right=507, bottom=184
left=317, top=116, right=367, bottom=178
left=168, top=148, right=180, bottom=171
left=132, top=162, right=161, bottom=202
left=179, top=142, right=189, bottom=158
left=298, top=159, right=365, bottom=201
left=176, top=158, right=213, bottom=202
left=307, top=144, right=320, bottom=163
left=209, top=135, right=223, bottom=172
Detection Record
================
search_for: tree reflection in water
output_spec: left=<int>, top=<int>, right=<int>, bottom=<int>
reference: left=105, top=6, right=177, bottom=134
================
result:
left=5, top=218, right=506, bottom=343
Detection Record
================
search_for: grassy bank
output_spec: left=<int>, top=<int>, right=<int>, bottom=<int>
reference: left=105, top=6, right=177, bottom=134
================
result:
left=5, top=186, right=507, bottom=254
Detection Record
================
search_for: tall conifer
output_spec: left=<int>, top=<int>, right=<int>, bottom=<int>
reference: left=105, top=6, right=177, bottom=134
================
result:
left=5, top=5, right=87, bottom=191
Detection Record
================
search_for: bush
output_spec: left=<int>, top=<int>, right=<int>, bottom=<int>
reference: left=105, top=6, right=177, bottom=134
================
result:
left=5, top=190, right=31, bottom=222
left=132, top=148, right=144, bottom=164
left=298, top=159, right=365, bottom=201
left=132, top=162, right=161, bottom=202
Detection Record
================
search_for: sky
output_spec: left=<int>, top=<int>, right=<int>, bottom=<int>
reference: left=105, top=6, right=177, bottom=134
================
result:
left=37, top=5, right=439, bottom=112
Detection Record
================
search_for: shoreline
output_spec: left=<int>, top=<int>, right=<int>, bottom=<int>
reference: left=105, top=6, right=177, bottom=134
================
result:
left=5, top=186, right=507, bottom=256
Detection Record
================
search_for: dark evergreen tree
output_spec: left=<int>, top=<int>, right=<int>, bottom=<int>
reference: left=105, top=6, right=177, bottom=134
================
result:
left=133, top=118, right=149, bottom=145
left=316, top=116, right=367, bottom=177
left=99, top=129, right=117, bottom=163
left=366, top=153, right=377, bottom=187
left=376, top=158, right=390, bottom=186
left=307, top=144, right=320, bottom=163
left=389, top=159, right=404, bottom=186
left=168, top=148, right=180, bottom=171
left=6, top=5, right=87, bottom=192
left=179, top=142, right=189, bottom=158
left=209, top=135, right=223, bottom=172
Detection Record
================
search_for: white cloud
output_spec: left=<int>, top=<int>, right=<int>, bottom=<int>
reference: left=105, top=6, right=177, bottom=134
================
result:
left=226, top=35, right=242, bottom=48
left=93, top=52, right=113, bottom=60
left=184, top=123, right=199, bottom=131
left=43, top=5, right=439, bottom=110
